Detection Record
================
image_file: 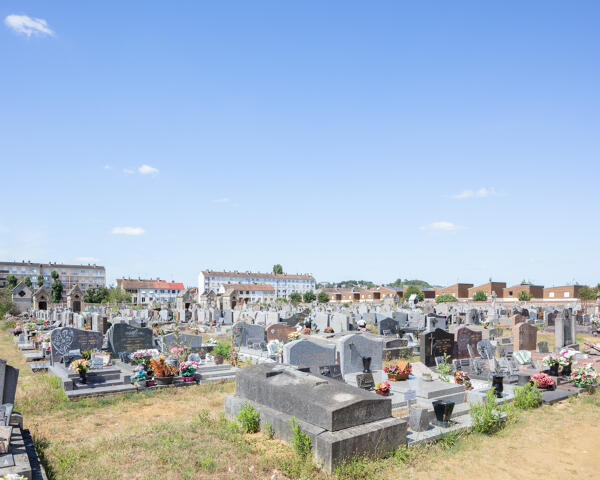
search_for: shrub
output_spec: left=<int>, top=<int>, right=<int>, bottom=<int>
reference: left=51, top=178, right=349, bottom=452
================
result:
left=513, top=382, right=542, bottom=409
left=237, top=402, right=260, bottom=433
left=473, top=291, right=487, bottom=302
left=435, top=294, right=458, bottom=303
left=212, top=341, right=231, bottom=358
left=437, top=353, right=452, bottom=382
left=469, top=388, right=506, bottom=434
left=290, top=416, right=311, bottom=457
left=264, top=422, right=274, bottom=439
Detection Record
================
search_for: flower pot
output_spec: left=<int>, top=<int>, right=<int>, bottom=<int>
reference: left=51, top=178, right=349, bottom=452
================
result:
left=561, top=364, right=572, bottom=377
left=375, top=389, right=389, bottom=396
left=388, top=372, right=409, bottom=381
left=183, top=376, right=195, bottom=383
left=155, top=376, right=174, bottom=386
left=145, top=380, right=156, bottom=387
left=548, top=364, right=559, bottom=377
left=432, top=400, right=455, bottom=426
left=492, top=375, right=504, bottom=398
left=214, top=354, right=224, bottom=365
left=79, top=371, right=87, bottom=384
left=135, top=381, right=147, bottom=388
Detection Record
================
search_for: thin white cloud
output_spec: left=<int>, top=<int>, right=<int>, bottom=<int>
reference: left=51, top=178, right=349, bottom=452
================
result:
left=75, top=256, right=101, bottom=264
left=138, top=164, right=159, bottom=176
left=4, top=14, right=54, bottom=37
left=212, top=198, right=229, bottom=203
left=111, top=226, right=145, bottom=236
left=123, top=168, right=134, bottom=175
left=452, top=187, right=499, bottom=199
left=420, top=221, right=464, bottom=232
left=104, top=165, right=111, bottom=170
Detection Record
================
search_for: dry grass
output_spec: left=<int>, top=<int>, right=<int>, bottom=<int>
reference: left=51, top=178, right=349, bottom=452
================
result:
left=3, top=326, right=600, bottom=479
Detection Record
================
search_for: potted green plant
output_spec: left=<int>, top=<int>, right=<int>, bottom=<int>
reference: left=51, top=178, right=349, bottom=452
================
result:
left=70, top=359, right=90, bottom=384
left=212, top=342, right=231, bottom=365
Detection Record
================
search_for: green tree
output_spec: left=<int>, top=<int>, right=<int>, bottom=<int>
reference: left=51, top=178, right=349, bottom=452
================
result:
left=404, top=285, right=424, bottom=302
left=107, top=287, right=132, bottom=304
left=473, top=291, right=487, bottom=302
left=84, top=287, right=110, bottom=303
left=518, top=290, right=532, bottom=302
left=436, top=294, right=457, bottom=303
left=289, top=292, right=302, bottom=304
left=578, top=285, right=596, bottom=310
left=36, top=274, right=44, bottom=288
left=51, top=279, right=63, bottom=303
left=317, top=291, right=330, bottom=303
left=23, top=276, right=32, bottom=288
left=5, top=275, right=18, bottom=290
left=0, top=288, right=16, bottom=318
left=303, top=290, right=316, bottom=303
left=272, top=264, right=283, bottom=275
left=50, top=270, right=59, bottom=281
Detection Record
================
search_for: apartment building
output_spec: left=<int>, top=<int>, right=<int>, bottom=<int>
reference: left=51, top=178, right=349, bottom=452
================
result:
left=468, top=282, right=507, bottom=299
left=543, top=285, right=582, bottom=302
left=503, top=284, right=544, bottom=301
left=220, top=283, right=276, bottom=304
left=436, top=283, right=474, bottom=300
left=198, top=270, right=316, bottom=299
left=0, top=260, right=105, bottom=292
left=402, top=285, right=436, bottom=299
left=116, top=278, right=185, bottom=305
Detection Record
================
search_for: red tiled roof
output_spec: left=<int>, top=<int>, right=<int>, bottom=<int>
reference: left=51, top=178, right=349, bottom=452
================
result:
left=117, top=278, right=184, bottom=290
left=202, top=270, right=314, bottom=281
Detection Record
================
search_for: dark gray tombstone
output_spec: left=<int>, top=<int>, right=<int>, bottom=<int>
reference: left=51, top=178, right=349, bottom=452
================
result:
left=50, top=327, right=103, bottom=363
left=107, top=323, right=153, bottom=356
left=420, top=328, right=455, bottom=367
left=378, top=317, right=398, bottom=336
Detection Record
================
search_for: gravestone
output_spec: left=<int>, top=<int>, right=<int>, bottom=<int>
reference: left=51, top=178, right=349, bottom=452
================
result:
left=50, top=327, right=103, bottom=363
left=420, top=328, right=455, bottom=367
left=555, top=309, right=577, bottom=350
left=455, top=326, right=483, bottom=360
left=330, top=313, right=350, bottom=332
left=0, top=360, right=19, bottom=405
left=313, top=313, right=330, bottom=332
left=319, top=364, right=343, bottom=381
left=107, top=324, right=153, bottom=356
left=283, top=339, right=336, bottom=374
left=337, top=334, right=385, bottom=376
left=512, top=313, right=526, bottom=326
left=537, top=341, right=549, bottom=353
left=513, top=322, right=537, bottom=351
left=378, top=317, right=398, bottom=336
left=232, top=322, right=266, bottom=347
left=467, top=309, right=479, bottom=325
left=488, top=327, right=503, bottom=340
left=476, top=339, right=496, bottom=359
left=266, top=323, right=297, bottom=343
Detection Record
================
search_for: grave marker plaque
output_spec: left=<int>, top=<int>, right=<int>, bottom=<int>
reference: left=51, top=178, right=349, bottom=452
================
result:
left=455, top=326, right=483, bottom=360
left=107, top=324, right=153, bottom=356
left=50, top=327, right=103, bottom=363
left=420, top=328, right=455, bottom=367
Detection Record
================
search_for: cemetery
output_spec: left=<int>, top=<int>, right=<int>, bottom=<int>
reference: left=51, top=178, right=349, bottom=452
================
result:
left=0, top=290, right=599, bottom=478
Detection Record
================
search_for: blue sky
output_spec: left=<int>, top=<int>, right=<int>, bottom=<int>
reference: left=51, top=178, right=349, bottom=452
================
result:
left=1, top=2, right=599, bottom=288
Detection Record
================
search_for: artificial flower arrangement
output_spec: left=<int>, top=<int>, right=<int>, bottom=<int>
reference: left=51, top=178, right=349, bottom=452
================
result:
left=288, top=331, right=301, bottom=341
left=384, top=361, right=412, bottom=381
left=532, top=373, right=554, bottom=389
left=453, top=370, right=473, bottom=390
left=131, top=365, right=149, bottom=384
left=69, top=359, right=90, bottom=375
left=130, top=350, right=154, bottom=367
left=169, top=345, right=186, bottom=362
left=150, top=356, right=178, bottom=378
left=570, top=364, right=598, bottom=388
left=302, top=327, right=311, bottom=335
left=179, top=361, right=199, bottom=382
left=542, top=353, right=560, bottom=367
left=375, top=381, right=391, bottom=396
left=324, top=326, right=334, bottom=333
left=558, top=348, right=577, bottom=366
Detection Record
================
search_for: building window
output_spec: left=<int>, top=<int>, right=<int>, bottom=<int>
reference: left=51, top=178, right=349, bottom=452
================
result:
left=564, top=292, right=570, bottom=298
left=549, top=292, right=555, bottom=298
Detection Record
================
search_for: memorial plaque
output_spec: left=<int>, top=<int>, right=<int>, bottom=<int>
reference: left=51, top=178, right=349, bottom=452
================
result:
left=356, top=373, right=375, bottom=390
left=319, top=364, right=343, bottom=381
